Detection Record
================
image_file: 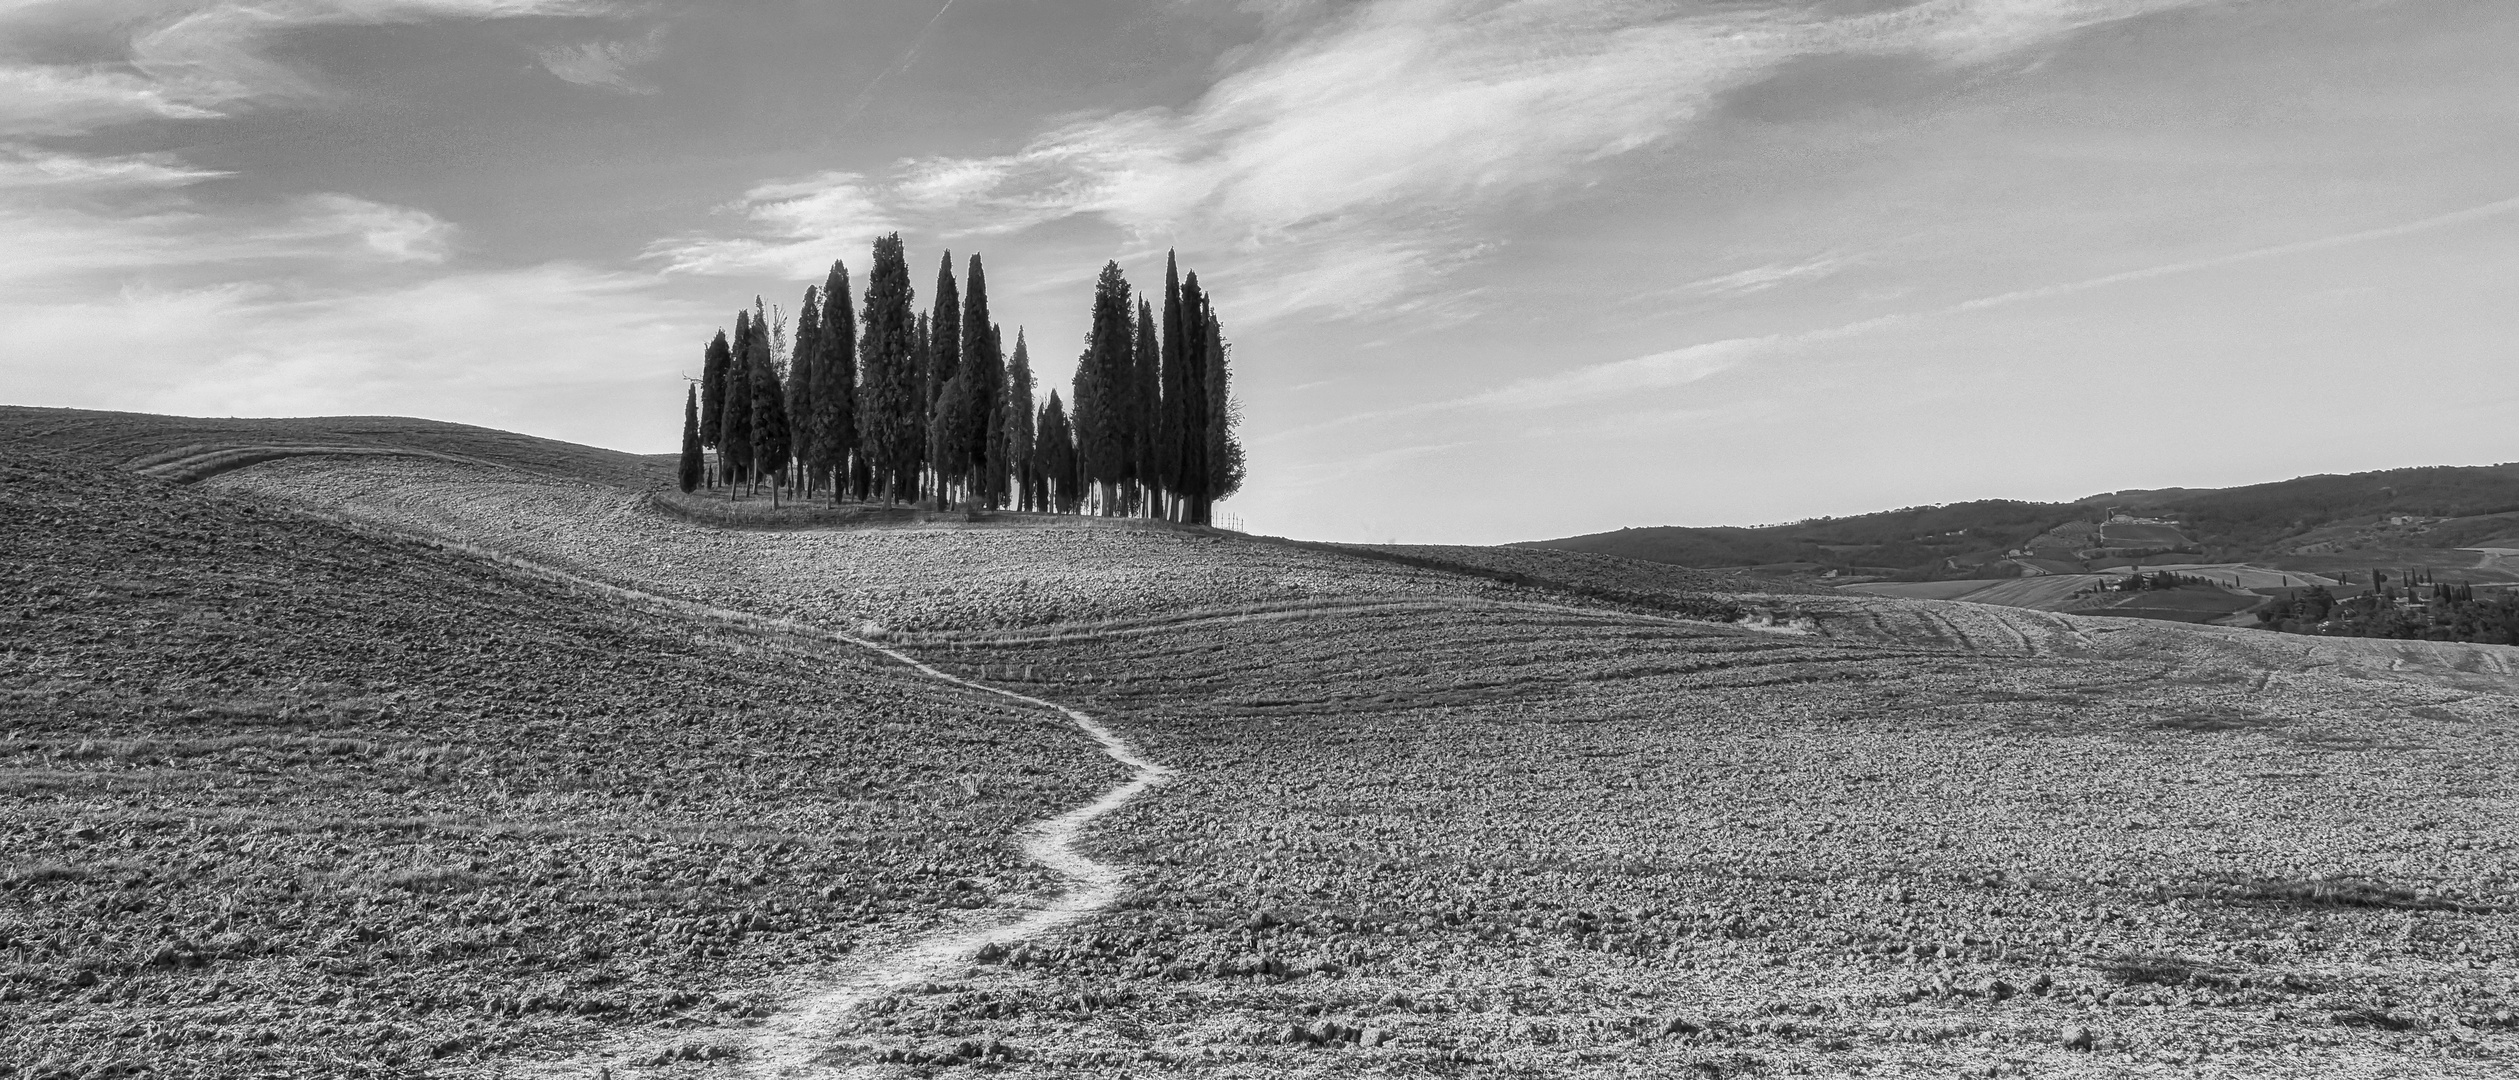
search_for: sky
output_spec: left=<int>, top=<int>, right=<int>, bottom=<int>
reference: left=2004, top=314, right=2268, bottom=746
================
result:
left=3, top=0, right=2514, bottom=544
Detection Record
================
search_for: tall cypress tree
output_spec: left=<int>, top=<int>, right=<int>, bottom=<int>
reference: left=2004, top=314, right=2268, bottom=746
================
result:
left=962, top=254, right=1001, bottom=508
left=1040, top=390, right=1075, bottom=514
left=1133, top=297, right=1160, bottom=517
left=1000, top=327, right=1035, bottom=513
left=1158, top=250, right=1186, bottom=518
left=700, top=331, right=730, bottom=449
left=752, top=327, right=790, bottom=498
left=788, top=285, right=821, bottom=494
left=912, top=310, right=932, bottom=504
left=699, top=329, right=731, bottom=488
left=678, top=383, right=702, bottom=493
left=812, top=260, right=856, bottom=503
left=1175, top=273, right=1207, bottom=518
left=930, top=372, right=974, bottom=504
left=928, top=255, right=959, bottom=507
left=1203, top=307, right=1244, bottom=515
left=857, top=234, right=921, bottom=504
left=722, top=310, right=755, bottom=490
left=1073, top=261, right=1132, bottom=514
left=930, top=253, right=961, bottom=412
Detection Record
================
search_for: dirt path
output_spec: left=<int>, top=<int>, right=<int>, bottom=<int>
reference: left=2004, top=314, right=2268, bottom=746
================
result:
left=400, top=538, right=1175, bottom=1078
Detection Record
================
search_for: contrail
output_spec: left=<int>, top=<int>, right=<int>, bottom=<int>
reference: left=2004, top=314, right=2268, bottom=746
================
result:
left=1946, top=191, right=2519, bottom=314
left=839, top=0, right=962, bottom=128
left=1262, top=189, right=2519, bottom=440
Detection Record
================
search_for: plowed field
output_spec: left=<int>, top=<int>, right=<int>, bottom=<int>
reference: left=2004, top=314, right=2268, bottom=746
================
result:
left=9, top=414, right=2518, bottom=1078
left=197, top=452, right=2519, bottom=1078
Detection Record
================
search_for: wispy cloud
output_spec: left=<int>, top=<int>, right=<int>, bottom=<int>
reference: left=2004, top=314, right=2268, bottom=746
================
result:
left=1656, top=252, right=1863, bottom=301
left=0, top=144, right=230, bottom=190
left=0, top=0, right=605, bottom=135
left=645, top=171, right=899, bottom=277
left=716, top=0, right=2223, bottom=322
left=537, top=25, right=663, bottom=94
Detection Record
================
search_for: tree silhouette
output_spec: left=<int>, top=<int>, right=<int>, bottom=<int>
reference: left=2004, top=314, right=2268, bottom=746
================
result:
left=720, top=310, right=754, bottom=490
left=699, top=329, right=730, bottom=487
left=857, top=234, right=921, bottom=504
left=962, top=255, right=1002, bottom=508
left=1074, top=262, right=1132, bottom=515
left=811, top=260, right=856, bottom=503
left=677, top=383, right=702, bottom=493
left=1001, top=327, right=1036, bottom=513
left=1158, top=251, right=1186, bottom=519
left=787, top=285, right=819, bottom=493
left=1040, top=390, right=1077, bottom=514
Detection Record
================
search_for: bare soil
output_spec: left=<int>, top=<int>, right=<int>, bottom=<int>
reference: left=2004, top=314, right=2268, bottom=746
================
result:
left=9, top=413, right=2518, bottom=1078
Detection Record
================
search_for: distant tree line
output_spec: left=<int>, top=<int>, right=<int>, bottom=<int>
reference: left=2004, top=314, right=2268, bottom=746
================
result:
left=675, top=238, right=1243, bottom=524
left=2256, top=579, right=2519, bottom=644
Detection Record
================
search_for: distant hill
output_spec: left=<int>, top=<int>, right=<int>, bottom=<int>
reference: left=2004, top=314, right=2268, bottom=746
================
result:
left=1524, top=463, right=2519, bottom=581
left=0, top=405, right=662, bottom=488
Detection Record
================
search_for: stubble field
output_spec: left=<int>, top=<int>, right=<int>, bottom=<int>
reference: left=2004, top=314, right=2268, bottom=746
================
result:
left=8, top=412, right=2518, bottom=1078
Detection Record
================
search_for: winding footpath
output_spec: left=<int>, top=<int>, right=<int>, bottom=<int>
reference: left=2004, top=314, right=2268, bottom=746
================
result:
left=400, top=538, right=1176, bottom=1078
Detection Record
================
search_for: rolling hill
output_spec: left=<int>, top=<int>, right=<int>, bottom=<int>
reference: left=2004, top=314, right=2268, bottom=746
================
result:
left=1524, top=462, right=2519, bottom=585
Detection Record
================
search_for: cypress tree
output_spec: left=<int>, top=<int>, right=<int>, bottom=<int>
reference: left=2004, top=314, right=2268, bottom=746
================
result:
left=812, top=260, right=856, bottom=503
left=1073, top=261, right=1132, bottom=514
left=930, top=253, right=961, bottom=415
left=1040, top=390, right=1076, bottom=514
left=752, top=331, right=790, bottom=499
left=857, top=234, right=921, bottom=504
left=700, top=330, right=730, bottom=451
left=1158, top=251, right=1186, bottom=518
left=1001, top=327, right=1036, bottom=513
left=927, top=254, right=958, bottom=506
left=678, top=383, right=702, bottom=493
left=931, top=372, right=974, bottom=504
left=1133, top=297, right=1160, bottom=517
left=1204, top=307, right=1244, bottom=514
left=1175, top=272, right=1208, bottom=521
left=721, top=310, right=754, bottom=490
left=962, top=254, right=1001, bottom=508
left=912, top=310, right=932, bottom=504
left=789, top=285, right=821, bottom=494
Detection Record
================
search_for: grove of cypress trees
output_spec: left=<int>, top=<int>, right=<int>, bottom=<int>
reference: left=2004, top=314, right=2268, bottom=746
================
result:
left=812, top=260, right=856, bottom=503
left=681, top=246, right=1247, bottom=515
left=857, top=234, right=921, bottom=504
left=678, top=383, right=702, bottom=493
left=722, top=310, right=754, bottom=491
left=1001, top=327, right=1036, bottom=513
